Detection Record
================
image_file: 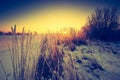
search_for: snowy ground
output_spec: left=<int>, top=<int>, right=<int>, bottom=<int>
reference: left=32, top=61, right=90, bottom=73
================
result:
left=0, top=36, right=120, bottom=80
left=63, top=40, right=120, bottom=80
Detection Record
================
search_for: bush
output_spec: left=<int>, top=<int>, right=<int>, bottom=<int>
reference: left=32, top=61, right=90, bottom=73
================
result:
left=72, top=38, right=87, bottom=46
left=85, top=8, right=120, bottom=41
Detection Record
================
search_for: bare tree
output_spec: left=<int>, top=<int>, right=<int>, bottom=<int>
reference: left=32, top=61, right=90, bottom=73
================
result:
left=86, top=8, right=119, bottom=40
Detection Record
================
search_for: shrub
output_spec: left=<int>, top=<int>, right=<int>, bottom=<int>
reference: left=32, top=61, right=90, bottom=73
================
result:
left=85, top=8, right=120, bottom=41
left=72, top=37, right=87, bottom=46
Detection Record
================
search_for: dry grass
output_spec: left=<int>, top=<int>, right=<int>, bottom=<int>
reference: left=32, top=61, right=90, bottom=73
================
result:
left=1, top=25, right=87, bottom=80
left=35, top=34, right=64, bottom=80
left=8, top=25, right=40, bottom=80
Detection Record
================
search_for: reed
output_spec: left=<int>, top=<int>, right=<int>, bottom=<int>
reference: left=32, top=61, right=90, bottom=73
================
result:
left=9, top=25, right=39, bottom=80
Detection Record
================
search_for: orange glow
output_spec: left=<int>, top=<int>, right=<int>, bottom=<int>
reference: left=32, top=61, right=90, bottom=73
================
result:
left=0, top=5, right=92, bottom=33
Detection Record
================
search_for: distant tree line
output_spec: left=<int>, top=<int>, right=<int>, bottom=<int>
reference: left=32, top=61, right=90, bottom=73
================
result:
left=0, top=31, right=29, bottom=35
left=83, top=8, right=120, bottom=41
left=0, top=31, right=12, bottom=35
left=0, top=25, right=30, bottom=35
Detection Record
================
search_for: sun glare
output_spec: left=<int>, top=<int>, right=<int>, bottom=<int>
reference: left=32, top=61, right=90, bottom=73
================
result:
left=64, top=31, right=67, bottom=34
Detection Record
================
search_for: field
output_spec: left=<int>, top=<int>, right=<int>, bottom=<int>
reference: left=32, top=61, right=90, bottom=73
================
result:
left=0, top=1, right=120, bottom=80
left=0, top=35, right=120, bottom=80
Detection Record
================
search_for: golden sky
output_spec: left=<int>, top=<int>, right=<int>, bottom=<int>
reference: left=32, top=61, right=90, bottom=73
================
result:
left=0, top=5, right=92, bottom=33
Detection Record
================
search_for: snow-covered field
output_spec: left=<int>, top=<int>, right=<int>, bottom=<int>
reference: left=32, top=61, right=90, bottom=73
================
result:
left=63, top=41, right=120, bottom=80
left=0, top=36, right=120, bottom=80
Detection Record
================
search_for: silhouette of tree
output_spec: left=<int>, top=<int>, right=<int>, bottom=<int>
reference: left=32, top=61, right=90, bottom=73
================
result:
left=85, top=8, right=120, bottom=41
left=5, top=32, right=12, bottom=35
left=0, top=31, right=4, bottom=35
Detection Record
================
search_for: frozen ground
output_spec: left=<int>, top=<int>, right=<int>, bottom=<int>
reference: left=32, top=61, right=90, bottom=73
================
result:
left=0, top=36, right=120, bottom=80
left=63, top=40, right=120, bottom=80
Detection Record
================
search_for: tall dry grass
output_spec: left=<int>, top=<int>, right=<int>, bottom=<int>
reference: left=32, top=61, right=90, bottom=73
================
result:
left=34, top=30, right=85, bottom=80
left=4, top=25, right=86, bottom=80
left=34, top=33, right=64, bottom=80
left=8, top=25, right=40, bottom=80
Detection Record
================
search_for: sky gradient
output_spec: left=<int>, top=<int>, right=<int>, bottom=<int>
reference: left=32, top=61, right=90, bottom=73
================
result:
left=0, top=0, right=120, bottom=33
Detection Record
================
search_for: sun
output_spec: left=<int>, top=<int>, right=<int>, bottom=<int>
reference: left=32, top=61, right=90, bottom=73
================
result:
left=64, top=31, right=67, bottom=34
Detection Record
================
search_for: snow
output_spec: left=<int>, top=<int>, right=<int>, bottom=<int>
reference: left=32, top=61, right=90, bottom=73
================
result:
left=63, top=40, right=120, bottom=80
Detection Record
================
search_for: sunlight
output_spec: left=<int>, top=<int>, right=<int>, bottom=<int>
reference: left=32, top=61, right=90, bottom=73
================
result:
left=64, top=31, right=67, bottom=35
left=2, top=5, right=91, bottom=33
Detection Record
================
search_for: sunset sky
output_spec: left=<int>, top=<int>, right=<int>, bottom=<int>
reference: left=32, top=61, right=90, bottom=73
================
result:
left=0, top=0, right=120, bottom=33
